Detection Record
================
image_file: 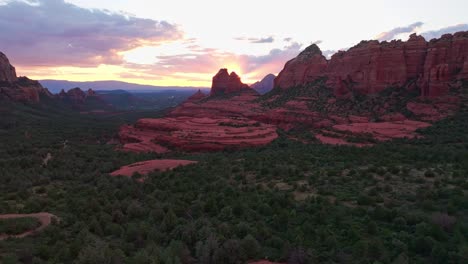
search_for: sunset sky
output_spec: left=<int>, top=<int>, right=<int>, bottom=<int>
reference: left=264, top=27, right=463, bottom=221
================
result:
left=0, top=0, right=467, bottom=87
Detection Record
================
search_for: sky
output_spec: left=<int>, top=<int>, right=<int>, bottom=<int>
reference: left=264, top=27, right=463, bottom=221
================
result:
left=0, top=0, right=467, bottom=87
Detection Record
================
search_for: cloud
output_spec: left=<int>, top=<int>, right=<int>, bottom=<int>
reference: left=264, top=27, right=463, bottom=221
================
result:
left=240, top=42, right=303, bottom=73
left=375, top=22, right=423, bottom=41
left=0, top=0, right=182, bottom=67
left=421, top=24, right=468, bottom=40
left=235, top=36, right=275, bottom=43
left=283, top=37, right=293, bottom=42
left=119, top=42, right=304, bottom=83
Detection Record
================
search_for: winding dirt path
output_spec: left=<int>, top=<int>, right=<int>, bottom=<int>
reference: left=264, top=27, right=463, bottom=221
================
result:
left=0, top=212, right=57, bottom=240
left=111, top=159, right=198, bottom=178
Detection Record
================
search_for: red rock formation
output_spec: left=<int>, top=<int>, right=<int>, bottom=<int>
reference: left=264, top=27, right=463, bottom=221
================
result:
left=211, top=68, right=250, bottom=95
left=87, top=88, right=96, bottom=96
left=0, top=52, right=50, bottom=103
left=333, top=120, right=431, bottom=141
left=59, top=87, right=106, bottom=106
left=58, top=89, right=67, bottom=97
left=0, top=77, right=46, bottom=103
left=66, top=87, right=87, bottom=103
left=119, top=33, right=468, bottom=152
left=275, top=44, right=327, bottom=89
left=275, top=31, right=468, bottom=97
left=0, top=52, right=17, bottom=83
left=419, top=32, right=468, bottom=96
left=119, top=116, right=278, bottom=152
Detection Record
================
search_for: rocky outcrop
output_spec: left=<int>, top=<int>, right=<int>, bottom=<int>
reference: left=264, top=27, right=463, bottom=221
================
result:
left=251, top=74, right=276, bottom=94
left=275, top=32, right=468, bottom=97
left=119, top=32, right=468, bottom=152
left=0, top=52, right=17, bottom=83
left=418, top=32, right=468, bottom=96
left=275, top=44, right=328, bottom=89
left=0, top=52, right=50, bottom=102
left=87, top=88, right=96, bottom=96
left=0, top=77, right=47, bottom=103
left=187, top=89, right=207, bottom=101
left=58, top=87, right=101, bottom=105
left=210, top=68, right=250, bottom=95
left=119, top=116, right=278, bottom=152
left=65, top=87, right=87, bottom=103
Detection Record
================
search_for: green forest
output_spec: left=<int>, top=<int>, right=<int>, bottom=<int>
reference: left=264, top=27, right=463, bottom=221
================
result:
left=0, top=92, right=467, bottom=264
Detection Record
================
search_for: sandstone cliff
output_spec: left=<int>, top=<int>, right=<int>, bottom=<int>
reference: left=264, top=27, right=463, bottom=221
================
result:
left=0, top=52, right=49, bottom=102
left=0, top=52, right=17, bottom=83
left=275, top=32, right=468, bottom=97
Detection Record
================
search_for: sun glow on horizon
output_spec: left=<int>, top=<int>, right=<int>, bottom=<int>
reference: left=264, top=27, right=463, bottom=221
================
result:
left=18, top=64, right=212, bottom=87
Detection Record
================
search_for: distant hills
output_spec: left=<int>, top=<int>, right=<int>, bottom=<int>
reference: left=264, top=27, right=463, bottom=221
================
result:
left=251, top=74, right=276, bottom=94
left=1, top=49, right=206, bottom=111
left=39, top=79, right=209, bottom=93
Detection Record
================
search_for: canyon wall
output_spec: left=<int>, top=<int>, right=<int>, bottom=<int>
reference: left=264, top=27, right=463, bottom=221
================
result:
left=275, top=32, right=468, bottom=97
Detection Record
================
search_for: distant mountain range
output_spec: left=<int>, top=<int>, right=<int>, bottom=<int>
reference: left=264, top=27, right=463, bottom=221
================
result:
left=39, top=79, right=209, bottom=93
left=251, top=74, right=276, bottom=94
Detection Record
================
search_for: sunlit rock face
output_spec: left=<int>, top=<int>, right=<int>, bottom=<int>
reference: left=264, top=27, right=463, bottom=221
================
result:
left=275, top=32, right=468, bottom=97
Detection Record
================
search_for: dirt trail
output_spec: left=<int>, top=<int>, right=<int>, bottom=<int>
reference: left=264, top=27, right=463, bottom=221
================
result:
left=0, top=212, right=57, bottom=240
left=111, top=159, right=198, bottom=178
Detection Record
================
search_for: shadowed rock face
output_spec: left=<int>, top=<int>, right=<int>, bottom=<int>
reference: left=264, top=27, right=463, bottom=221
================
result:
left=210, top=68, right=251, bottom=95
left=0, top=52, right=17, bottom=83
left=275, top=32, right=468, bottom=97
left=275, top=44, right=328, bottom=89
left=58, top=87, right=101, bottom=105
left=251, top=74, right=276, bottom=94
left=0, top=52, right=49, bottom=102
left=65, top=87, right=87, bottom=103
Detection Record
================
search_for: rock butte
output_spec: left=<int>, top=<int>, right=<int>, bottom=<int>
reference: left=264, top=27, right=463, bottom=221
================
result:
left=110, top=159, right=198, bottom=178
left=58, top=87, right=103, bottom=106
left=210, top=68, right=250, bottom=96
left=275, top=32, right=468, bottom=97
